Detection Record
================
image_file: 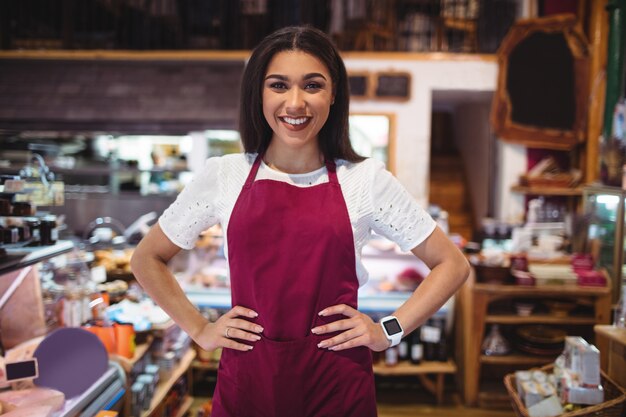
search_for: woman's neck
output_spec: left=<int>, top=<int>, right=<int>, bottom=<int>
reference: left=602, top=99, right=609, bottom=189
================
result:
left=263, top=142, right=324, bottom=174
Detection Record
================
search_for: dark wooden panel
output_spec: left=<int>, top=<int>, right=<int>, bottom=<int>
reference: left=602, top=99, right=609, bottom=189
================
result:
left=0, top=59, right=244, bottom=133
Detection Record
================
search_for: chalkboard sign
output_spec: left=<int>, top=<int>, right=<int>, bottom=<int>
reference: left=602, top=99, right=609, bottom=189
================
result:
left=348, top=72, right=370, bottom=99
left=374, top=72, right=411, bottom=101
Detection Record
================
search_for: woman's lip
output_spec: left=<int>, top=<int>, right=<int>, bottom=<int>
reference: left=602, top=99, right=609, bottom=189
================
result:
left=279, top=116, right=312, bottom=131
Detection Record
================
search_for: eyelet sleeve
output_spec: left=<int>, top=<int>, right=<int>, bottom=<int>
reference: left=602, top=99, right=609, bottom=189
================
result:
left=369, top=162, right=436, bottom=252
left=158, top=157, right=221, bottom=249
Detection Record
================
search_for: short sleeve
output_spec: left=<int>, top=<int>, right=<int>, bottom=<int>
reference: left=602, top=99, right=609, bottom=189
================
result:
left=369, top=162, right=437, bottom=252
left=158, top=157, right=221, bottom=249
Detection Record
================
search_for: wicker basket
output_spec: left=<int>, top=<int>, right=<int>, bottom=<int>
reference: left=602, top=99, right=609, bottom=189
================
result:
left=503, top=364, right=626, bottom=417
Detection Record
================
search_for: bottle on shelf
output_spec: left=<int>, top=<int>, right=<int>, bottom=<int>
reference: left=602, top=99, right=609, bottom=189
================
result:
left=397, top=336, right=409, bottom=361
left=421, top=318, right=441, bottom=361
left=384, top=346, right=398, bottom=367
left=410, top=328, right=423, bottom=365
left=434, top=317, right=448, bottom=361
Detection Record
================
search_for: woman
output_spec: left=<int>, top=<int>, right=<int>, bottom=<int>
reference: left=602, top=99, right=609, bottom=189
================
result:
left=131, top=26, right=469, bottom=417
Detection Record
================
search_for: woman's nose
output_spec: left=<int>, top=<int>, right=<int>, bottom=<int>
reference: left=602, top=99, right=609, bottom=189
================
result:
left=285, top=87, right=305, bottom=111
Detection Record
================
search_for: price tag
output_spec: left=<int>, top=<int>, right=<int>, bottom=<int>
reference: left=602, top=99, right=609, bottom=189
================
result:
left=421, top=325, right=441, bottom=343
left=91, top=265, right=107, bottom=284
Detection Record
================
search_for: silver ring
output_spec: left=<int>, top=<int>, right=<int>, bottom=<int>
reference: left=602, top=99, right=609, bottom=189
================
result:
left=225, top=327, right=231, bottom=339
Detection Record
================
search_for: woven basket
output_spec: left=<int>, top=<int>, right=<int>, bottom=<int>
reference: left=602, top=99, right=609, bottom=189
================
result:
left=503, top=364, right=626, bottom=417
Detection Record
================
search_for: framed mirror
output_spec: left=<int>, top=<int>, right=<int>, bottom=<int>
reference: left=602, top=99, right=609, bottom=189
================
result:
left=349, top=113, right=396, bottom=173
left=490, top=15, right=589, bottom=150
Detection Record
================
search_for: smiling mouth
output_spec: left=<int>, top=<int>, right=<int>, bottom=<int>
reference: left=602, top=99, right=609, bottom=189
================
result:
left=279, top=116, right=311, bottom=131
left=281, top=116, right=310, bottom=125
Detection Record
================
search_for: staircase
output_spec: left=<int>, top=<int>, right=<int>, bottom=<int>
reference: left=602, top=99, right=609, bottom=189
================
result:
left=429, top=153, right=474, bottom=240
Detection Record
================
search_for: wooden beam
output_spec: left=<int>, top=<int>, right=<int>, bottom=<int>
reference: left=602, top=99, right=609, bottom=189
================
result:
left=585, top=0, right=610, bottom=183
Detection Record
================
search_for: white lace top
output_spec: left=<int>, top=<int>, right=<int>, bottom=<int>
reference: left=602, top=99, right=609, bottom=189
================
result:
left=159, top=153, right=436, bottom=286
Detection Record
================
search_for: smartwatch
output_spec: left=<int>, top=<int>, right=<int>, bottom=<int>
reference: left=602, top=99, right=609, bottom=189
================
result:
left=379, top=316, right=404, bottom=347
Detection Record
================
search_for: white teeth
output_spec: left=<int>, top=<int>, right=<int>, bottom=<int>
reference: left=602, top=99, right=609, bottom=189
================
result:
left=283, top=117, right=308, bottom=125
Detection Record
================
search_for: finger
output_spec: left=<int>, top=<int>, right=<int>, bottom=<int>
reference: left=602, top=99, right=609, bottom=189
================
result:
left=230, top=318, right=264, bottom=334
left=223, top=339, right=255, bottom=352
left=318, top=304, right=358, bottom=318
left=317, top=328, right=361, bottom=349
left=227, top=305, right=259, bottom=318
left=311, top=318, right=353, bottom=335
left=326, top=335, right=367, bottom=351
left=226, top=326, right=262, bottom=342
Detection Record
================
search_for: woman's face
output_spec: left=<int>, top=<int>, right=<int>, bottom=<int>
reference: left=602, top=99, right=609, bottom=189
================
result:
left=262, top=50, right=334, bottom=151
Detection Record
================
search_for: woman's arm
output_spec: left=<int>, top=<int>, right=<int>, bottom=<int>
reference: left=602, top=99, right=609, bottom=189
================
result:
left=393, top=226, right=470, bottom=334
left=313, top=227, right=470, bottom=351
left=130, top=223, right=261, bottom=352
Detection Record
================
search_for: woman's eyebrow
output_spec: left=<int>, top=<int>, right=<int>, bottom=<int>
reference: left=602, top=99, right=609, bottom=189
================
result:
left=303, top=73, right=327, bottom=81
left=265, top=74, right=287, bottom=81
left=264, top=73, right=327, bottom=81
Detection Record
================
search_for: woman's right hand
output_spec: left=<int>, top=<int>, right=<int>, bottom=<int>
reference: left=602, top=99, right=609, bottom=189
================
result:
left=194, top=305, right=263, bottom=352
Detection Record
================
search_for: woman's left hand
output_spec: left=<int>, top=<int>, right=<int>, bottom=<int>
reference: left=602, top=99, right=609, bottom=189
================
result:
left=311, top=304, right=391, bottom=352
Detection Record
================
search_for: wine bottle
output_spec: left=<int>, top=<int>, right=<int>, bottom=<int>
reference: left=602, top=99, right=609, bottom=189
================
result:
left=397, top=337, right=409, bottom=361
left=410, top=328, right=423, bottom=364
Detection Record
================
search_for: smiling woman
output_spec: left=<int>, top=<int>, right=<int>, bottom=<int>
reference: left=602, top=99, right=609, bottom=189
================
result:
left=261, top=50, right=334, bottom=172
left=131, top=25, right=469, bottom=417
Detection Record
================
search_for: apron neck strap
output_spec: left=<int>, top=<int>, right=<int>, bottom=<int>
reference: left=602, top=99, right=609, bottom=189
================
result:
left=325, top=159, right=339, bottom=185
left=245, top=153, right=339, bottom=188
left=244, top=154, right=263, bottom=189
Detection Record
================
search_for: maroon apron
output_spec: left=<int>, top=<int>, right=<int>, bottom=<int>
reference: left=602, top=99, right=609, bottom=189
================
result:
left=211, top=154, right=377, bottom=417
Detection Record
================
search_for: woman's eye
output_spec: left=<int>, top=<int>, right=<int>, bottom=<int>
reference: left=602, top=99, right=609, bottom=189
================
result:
left=305, top=82, right=321, bottom=90
left=269, top=82, right=287, bottom=90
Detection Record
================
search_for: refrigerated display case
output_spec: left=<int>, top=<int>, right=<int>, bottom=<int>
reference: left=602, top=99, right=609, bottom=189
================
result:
left=583, top=185, right=626, bottom=304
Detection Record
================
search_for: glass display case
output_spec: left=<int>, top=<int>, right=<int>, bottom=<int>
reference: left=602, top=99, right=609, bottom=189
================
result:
left=583, top=185, right=626, bottom=304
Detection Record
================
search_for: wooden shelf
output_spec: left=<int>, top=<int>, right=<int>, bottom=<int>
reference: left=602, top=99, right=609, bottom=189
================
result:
left=480, top=354, right=556, bottom=366
left=594, top=325, right=626, bottom=345
left=141, top=348, right=195, bottom=417
left=110, top=340, right=152, bottom=374
left=474, top=283, right=610, bottom=297
left=174, top=396, right=194, bottom=417
left=459, top=270, right=612, bottom=406
left=485, top=314, right=596, bottom=325
left=373, top=359, right=456, bottom=376
left=511, top=185, right=583, bottom=196
left=192, top=360, right=219, bottom=371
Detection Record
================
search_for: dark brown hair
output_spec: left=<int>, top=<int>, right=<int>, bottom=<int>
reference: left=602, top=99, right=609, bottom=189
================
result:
left=238, top=26, right=364, bottom=163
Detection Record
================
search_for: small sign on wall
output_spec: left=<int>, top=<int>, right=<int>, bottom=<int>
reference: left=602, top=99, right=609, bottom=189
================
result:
left=348, top=72, right=370, bottom=100
left=348, top=71, right=412, bottom=101
left=374, top=72, right=411, bottom=101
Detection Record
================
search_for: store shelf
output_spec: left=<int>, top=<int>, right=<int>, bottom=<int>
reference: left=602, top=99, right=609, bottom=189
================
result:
left=192, top=360, right=219, bottom=371
left=374, top=359, right=456, bottom=405
left=373, top=359, right=456, bottom=376
left=110, top=340, right=152, bottom=374
left=485, top=314, right=596, bottom=325
left=480, top=354, right=556, bottom=366
left=510, top=185, right=583, bottom=196
left=174, top=396, right=194, bottom=417
left=474, top=282, right=610, bottom=297
left=459, top=270, right=612, bottom=406
left=140, top=348, right=195, bottom=417
left=0, top=240, right=74, bottom=275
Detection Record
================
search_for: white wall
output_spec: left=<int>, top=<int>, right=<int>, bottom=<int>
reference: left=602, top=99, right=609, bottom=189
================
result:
left=344, top=55, right=525, bottom=220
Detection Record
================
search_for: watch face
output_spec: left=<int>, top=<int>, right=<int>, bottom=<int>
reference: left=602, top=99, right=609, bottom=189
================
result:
left=383, top=318, right=402, bottom=335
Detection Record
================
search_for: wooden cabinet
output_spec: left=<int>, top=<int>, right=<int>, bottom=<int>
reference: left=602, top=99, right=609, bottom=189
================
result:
left=594, top=325, right=626, bottom=390
left=458, top=269, right=612, bottom=407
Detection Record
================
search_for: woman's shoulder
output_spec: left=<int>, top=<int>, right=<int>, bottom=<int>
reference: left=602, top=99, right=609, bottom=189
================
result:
left=336, top=157, right=386, bottom=175
left=206, top=152, right=257, bottom=170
